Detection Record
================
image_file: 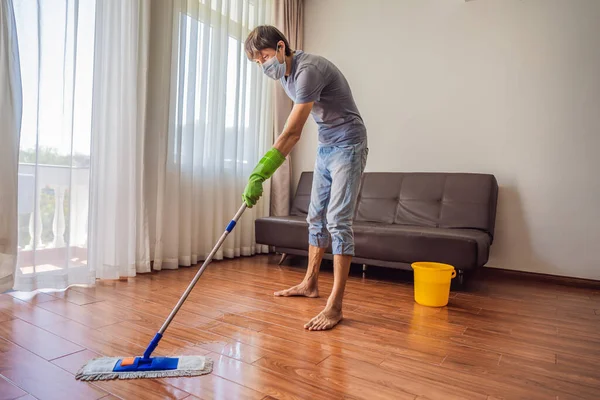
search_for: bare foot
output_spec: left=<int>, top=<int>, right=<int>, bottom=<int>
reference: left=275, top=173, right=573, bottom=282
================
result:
left=304, top=306, right=343, bottom=331
left=274, top=282, right=319, bottom=298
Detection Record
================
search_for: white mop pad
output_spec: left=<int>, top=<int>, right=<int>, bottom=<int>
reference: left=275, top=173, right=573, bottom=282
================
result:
left=75, top=355, right=213, bottom=381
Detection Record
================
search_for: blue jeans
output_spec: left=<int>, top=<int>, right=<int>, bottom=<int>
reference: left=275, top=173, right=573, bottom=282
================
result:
left=307, top=139, right=368, bottom=256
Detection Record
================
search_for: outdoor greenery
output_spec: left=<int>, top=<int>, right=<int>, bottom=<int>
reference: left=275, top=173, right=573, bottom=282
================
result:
left=19, top=146, right=90, bottom=167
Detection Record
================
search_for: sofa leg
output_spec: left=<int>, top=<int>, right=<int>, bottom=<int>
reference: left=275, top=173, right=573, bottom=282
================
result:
left=278, top=253, right=288, bottom=265
left=362, top=264, right=367, bottom=272
left=457, top=270, right=465, bottom=286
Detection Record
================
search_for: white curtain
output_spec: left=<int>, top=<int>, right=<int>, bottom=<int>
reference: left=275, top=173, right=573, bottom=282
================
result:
left=87, top=0, right=151, bottom=279
left=12, top=0, right=96, bottom=291
left=0, top=0, right=21, bottom=293
left=7, top=0, right=275, bottom=289
left=148, top=0, right=274, bottom=269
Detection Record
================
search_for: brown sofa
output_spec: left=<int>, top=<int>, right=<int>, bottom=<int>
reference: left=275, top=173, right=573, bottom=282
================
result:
left=255, top=172, right=499, bottom=284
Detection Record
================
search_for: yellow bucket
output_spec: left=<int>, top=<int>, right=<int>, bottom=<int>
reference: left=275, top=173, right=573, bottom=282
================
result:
left=411, top=262, right=456, bottom=307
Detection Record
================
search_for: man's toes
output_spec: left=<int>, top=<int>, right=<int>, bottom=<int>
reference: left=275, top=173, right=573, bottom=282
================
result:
left=319, top=318, right=330, bottom=329
left=275, top=287, right=294, bottom=297
left=304, top=316, right=318, bottom=329
left=307, top=317, right=321, bottom=330
left=318, top=319, right=331, bottom=330
left=306, top=312, right=344, bottom=331
left=311, top=315, right=327, bottom=331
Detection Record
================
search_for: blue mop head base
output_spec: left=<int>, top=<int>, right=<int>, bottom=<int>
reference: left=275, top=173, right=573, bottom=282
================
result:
left=113, top=356, right=179, bottom=372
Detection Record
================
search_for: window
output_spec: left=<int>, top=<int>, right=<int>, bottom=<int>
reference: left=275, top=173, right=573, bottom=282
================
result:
left=14, top=0, right=96, bottom=285
left=172, top=0, right=272, bottom=171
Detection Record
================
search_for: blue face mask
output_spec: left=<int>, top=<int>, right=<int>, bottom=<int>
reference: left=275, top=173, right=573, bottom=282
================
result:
left=262, top=46, right=286, bottom=80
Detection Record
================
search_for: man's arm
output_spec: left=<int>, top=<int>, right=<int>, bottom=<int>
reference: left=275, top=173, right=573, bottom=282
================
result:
left=241, top=101, right=313, bottom=207
left=273, top=101, right=314, bottom=156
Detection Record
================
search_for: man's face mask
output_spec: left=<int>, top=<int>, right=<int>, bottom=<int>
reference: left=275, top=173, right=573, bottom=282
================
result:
left=262, top=45, right=286, bottom=80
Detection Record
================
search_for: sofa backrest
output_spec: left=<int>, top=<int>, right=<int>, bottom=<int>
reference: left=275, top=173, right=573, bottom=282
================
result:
left=290, top=172, right=314, bottom=216
left=291, top=171, right=499, bottom=240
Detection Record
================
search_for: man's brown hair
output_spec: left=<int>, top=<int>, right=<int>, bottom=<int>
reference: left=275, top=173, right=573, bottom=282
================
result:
left=245, top=25, right=292, bottom=61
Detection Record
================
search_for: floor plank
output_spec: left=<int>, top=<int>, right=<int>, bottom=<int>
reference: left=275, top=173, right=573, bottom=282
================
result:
left=0, top=318, right=83, bottom=360
left=0, top=338, right=16, bottom=354
left=207, top=322, right=331, bottom=365
left=209, top=352, right=344, bottom=400
left=0, top=311, right=13, bottom=323
left=93, top=378, right=190, bottom=400
left=252, top=353, right=416, bottom=400
left=164, top=373, right=265, bottom=400
left=2, top=254, right=600, bottom=399
left=48, top=289, right=102, bottom=306
left=7, top=291, right=56, bottom=304
left=36, top=300, right=134, bottom=329
left=450, top=327, right=556, bottom=363
left=259, top=324, right=387, bottom=365
left=500, top=354, right=600, bottom=399
left=326, top=353, right=485, bottom=400
left=51, top=349, right=103, bottom=375
left=0, top=374, right=27, bottom=400
left=42, top=320, right=148, bottom=357
left=0, top=346, right=107, bottom=400
left=0, top=296, right=69, bottom=327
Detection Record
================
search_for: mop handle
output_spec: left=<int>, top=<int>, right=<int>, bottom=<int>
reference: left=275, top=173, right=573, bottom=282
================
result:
left=159, top=203, right=247, bottom=334
left=142, top=203, right=248, bottom=359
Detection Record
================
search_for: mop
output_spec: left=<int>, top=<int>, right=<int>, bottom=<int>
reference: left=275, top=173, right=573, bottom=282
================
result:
left=75, top=204, right=247, bottom=381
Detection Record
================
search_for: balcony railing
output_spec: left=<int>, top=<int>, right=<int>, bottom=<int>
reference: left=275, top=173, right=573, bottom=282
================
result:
left=18, top=163, right=89, bottom=273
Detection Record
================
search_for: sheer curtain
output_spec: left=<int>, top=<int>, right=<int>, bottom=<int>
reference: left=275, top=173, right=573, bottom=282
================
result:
left=0, top=0, right=21, bottom=293
left=87, top=0, right=151, bottom=279
left=148, top=0, right=274, bottom=269
left=8, top=0, right=275, bottom=288
left=12, top=0, right=96, bottom=291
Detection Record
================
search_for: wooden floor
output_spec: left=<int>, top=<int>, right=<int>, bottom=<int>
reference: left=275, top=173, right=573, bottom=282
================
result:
left=1, top=255, right=600, bottom=400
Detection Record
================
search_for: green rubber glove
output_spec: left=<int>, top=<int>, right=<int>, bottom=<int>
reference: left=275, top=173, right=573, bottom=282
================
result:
left=243, top=148, right=286, bottom=208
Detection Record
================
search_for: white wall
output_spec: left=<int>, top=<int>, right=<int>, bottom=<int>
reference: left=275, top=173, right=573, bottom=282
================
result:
left=293, top=0, right=600, bottom=280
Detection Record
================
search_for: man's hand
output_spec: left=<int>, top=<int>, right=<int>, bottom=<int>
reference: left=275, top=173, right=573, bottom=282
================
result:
left=242, top=179, right=264, bottom=208
left=243, top=148, right=286, bottom=207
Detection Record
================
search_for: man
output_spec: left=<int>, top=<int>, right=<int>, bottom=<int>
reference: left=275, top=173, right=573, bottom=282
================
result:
left=243, top=25, right=368, bottom=331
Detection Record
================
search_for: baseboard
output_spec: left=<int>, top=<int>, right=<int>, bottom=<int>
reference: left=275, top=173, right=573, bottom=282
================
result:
left=478, top=266, right=600, bottom=289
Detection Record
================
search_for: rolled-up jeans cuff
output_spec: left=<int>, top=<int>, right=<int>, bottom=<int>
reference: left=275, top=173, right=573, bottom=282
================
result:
left=332, top=241, right=354, bottom=256
left=309, top=234, right=330, bottom=248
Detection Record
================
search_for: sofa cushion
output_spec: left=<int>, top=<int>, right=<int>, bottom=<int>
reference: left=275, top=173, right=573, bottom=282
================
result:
left=255, top=216, right=332, bottom=252
left=353, top=222, right=490, bottom=269
left=256, top=216, right=490, bottom=269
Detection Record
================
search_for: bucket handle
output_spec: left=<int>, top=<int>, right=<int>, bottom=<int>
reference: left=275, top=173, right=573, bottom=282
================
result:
left=451, top=270, right=457, bottom=279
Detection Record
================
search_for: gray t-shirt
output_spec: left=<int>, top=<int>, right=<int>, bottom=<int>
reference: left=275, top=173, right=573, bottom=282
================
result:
left=280, top=51, right=367, bottom=146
